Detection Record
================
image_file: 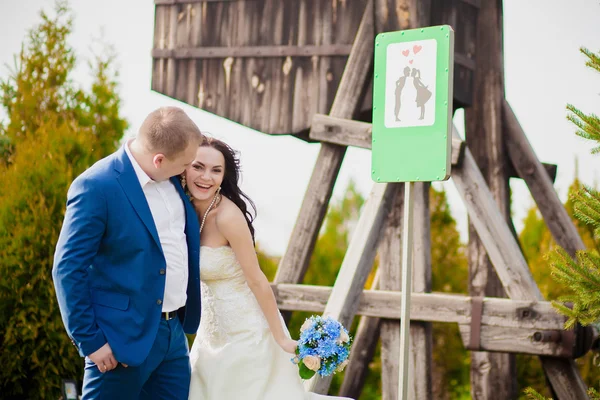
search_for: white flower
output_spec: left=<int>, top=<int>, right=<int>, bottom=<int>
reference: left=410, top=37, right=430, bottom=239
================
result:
left=336, top=359, right=349, bottom=372
left=302, top=355, right=321, bottom=372
left=337, top=330, right=349, bottom=344
left=300, top=319, right=313, bottom=333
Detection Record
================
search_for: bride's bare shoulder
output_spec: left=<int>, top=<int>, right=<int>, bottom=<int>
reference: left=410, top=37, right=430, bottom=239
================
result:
left=215, top=196, right=245, bottom=226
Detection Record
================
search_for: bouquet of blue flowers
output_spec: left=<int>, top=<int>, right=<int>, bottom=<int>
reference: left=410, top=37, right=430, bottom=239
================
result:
left=291, top=315, right=352, bottom=379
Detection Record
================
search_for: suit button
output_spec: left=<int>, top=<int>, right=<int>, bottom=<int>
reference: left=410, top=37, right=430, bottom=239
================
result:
left=156, top=299, right=162, bottom=305
left=159, top=269, right=166, bottom=275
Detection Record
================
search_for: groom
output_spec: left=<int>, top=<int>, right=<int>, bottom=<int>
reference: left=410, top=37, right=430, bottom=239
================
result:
left=53, top=106, right=203, bottom=399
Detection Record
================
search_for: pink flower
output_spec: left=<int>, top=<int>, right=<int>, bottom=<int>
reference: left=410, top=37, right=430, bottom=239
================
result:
left=336, top=359, right=349, bottom=372
left=302, top=355, right=321, bottom=372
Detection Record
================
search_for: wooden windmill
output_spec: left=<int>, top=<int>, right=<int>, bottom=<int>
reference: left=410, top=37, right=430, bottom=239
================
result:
left=151, top=1, right=597, bottom=398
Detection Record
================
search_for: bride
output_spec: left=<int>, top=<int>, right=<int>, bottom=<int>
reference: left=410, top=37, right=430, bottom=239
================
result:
left=183, top=136, right=352, bottom=400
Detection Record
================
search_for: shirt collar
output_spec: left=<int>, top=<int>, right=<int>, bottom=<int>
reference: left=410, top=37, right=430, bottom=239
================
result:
left=124, top=139, right=153, bottom=188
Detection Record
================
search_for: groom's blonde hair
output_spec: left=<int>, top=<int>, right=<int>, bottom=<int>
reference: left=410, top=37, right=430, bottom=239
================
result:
left=139, top=107, right=202, bottom=158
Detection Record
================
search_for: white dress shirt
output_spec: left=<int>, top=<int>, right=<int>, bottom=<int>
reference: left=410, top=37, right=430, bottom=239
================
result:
left=125, top=141, right=188, bottom=312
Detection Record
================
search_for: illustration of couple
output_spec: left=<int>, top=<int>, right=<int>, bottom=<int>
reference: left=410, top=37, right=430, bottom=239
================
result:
left=394, top=66, right=432, bottom=121
left=52, top=106, right=353, bottom=399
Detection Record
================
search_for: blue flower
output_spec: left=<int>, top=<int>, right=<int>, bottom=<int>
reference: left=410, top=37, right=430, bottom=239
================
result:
left=292, top=315, right=353, bottom=378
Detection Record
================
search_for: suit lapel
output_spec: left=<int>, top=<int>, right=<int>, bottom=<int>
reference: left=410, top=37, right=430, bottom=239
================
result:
left=114, top=147, right=162, bottom=252
left=171, top=176, right=200, bottom=250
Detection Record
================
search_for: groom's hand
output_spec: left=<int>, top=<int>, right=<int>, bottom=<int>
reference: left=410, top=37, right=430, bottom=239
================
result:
left=89, top=343, right=118, bottom=373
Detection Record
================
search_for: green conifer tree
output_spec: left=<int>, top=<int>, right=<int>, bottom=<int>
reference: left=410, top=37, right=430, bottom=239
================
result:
left=525, top=47, right=600, bottom=400
left=548, top=47, right=600, bottom=329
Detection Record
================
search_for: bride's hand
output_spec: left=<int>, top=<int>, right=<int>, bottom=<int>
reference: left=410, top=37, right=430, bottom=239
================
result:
left=278, top=338, right=298, bottom=354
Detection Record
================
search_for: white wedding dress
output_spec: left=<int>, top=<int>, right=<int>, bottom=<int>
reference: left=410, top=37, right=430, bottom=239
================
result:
left=188, top=246, right=353, bottom=400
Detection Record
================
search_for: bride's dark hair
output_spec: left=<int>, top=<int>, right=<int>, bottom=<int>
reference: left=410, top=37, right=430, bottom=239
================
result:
left=202, top=136, right=257, bottom=243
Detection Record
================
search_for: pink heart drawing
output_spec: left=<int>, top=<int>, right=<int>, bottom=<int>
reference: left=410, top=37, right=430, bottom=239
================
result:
left=413, top=45, right=422, bottom=54
left=402, top=49, right=410, bottom=57
left=409, top=59, right=414, bottom=64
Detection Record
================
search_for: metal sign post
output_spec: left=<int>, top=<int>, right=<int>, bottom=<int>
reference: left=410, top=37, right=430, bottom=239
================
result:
left=372, top=25, right=454, bottom=399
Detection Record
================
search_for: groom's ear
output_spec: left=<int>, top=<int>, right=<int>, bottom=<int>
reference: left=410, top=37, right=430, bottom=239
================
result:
left=152, top=153, right=166, bottom=169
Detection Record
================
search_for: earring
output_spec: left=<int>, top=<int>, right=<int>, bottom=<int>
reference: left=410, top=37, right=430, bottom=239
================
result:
left=181, top=175, right=187, bottom=188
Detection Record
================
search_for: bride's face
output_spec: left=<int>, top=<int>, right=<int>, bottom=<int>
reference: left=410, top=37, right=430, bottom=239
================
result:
left=185, top=146, right=225, bottom=202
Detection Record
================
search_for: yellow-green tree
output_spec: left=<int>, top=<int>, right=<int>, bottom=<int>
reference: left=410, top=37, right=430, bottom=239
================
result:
left=0, top=1, right=127, bottom=397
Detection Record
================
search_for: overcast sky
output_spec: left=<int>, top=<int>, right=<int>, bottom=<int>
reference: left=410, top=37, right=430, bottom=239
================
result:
left=1, top=0, right=599, bottom=255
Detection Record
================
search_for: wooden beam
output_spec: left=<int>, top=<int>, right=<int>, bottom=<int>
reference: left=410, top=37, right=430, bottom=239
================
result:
left=338, top=270, right=382, bottom=399
left=502, top=100, right=588, bottom=397
left=273, top=0, right=374, bottom=296
left=452, top=126, right=542, bottom=301
left=308, top=114, right=466, bottom=167
left=165, top=5, right=178, bottom=97
left=503, top=100, right=585, bottom=257
left=155, top=0, right=244, bottom=4
left=455, top=52, right=477, bottom=70
left=457, top=324, right=572, bottom=357
left=410, top=182, right=433, bottom=400
left=508, top=161, right=558, bottom=183
left=451, top=126, right=588, bottom=398
left=379, top=185, right=404, bottom=400
left=539, top=359, right=590, bottom=400
left=305, top=182, right=399, bottom=394
left=271, top=284, right=571, bottom=357
left=339, top=183, right=432, bottom=400
left=152, top=45, right=354, bottom=59
left=464, top=0, right=516, bottom=396
left=272, top=284, right=564, bottom=329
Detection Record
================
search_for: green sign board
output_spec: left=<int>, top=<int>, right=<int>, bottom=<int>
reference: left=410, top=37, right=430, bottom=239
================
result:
left=372, top=25, right=455, bottom=183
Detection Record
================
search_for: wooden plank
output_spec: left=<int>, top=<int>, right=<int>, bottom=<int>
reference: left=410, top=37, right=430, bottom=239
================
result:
left=152, top=44, right=354, bottom=58
left=410, top=182, right=433, bottom=400
left=151, top=5, right=167, bottom=93
left=452, top=126, right=542, bottom=301
left=271, top=284, right=571, bottom=356
left=317, top=0, right=333, bottom=118
left=374, top=0, right=432, bottom=32
left=379, top=185, right=404, bottom=400
left=186, top=3, right=202, bottom=106
left=174, top=4, right=191, bottom=104
left=451, top=126, right=588, bottom=398
left=273, top=0, right=374, bottom=287
left=430, top=0, right=477, bottom=107
left=539, top=359, right=590, bottom=400
left=463, top=0, right=515, bottom=396
left=455, top=52, right=477, bottom=70
left=155, top=0, right=244, bottom=4
left=165, top=4, right=178, bottom=97
left=508, top=161, right=558, bottom=183
left=338, top=270, right=382, bottom=399
left=291, top=0, right=308, bottom=133
left=271, top=284, right=565, bottom=329
left=461, top=0, right=481, bottom=8
left=457, top=324, right=571, bottom=357
left=503, top=100, right=585, bottom=257
left=305, top=183, right=399, bottom=394
left=266, top=0, right=284, bottom=133
left=308, top=114, right=466, bottom=166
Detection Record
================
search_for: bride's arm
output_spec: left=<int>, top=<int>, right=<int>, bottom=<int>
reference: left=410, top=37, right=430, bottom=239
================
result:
left=216, top=205, right=297, bottom=354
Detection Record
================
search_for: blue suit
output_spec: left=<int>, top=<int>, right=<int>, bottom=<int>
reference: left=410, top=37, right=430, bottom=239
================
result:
left=53, top=145, right=200, bottom=398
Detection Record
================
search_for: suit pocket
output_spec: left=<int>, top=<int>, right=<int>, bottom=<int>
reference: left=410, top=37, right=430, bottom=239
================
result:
left=90, top=289, right=130, bottom=310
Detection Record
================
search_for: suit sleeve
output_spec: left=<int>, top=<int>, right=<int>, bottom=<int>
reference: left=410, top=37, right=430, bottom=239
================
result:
left=52, top=176, right=107, bottom=357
